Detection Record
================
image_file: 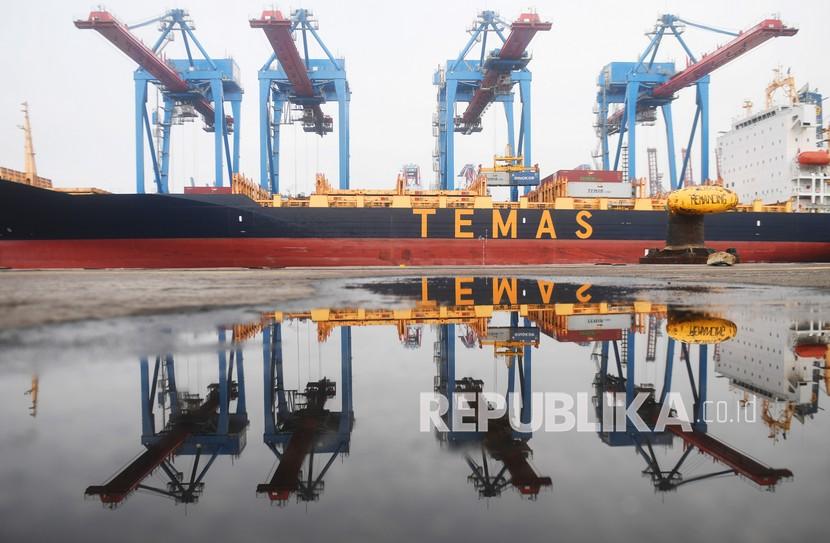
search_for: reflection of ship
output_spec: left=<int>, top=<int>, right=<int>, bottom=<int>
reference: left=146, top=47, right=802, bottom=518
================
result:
left=258, top=322, right=353, bottom=504
left=593, top=320, right=793, bottom=491
left=717, top=311, right=829, bottom=440
left=85, top=333, right=248, bottom=507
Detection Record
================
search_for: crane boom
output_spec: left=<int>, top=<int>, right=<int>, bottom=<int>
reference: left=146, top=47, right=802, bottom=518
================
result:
left=250, top=10, right=330, bottom=135
left=652, top=18, right=797, bottom=98
left=75, top=10, right=218, bottom=125
left=459, top=13, right=551, bottom=128
left=605, top=17, right=796, bottom=134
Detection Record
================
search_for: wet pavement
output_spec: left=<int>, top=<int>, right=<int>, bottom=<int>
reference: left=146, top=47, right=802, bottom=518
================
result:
left=0, top=273, right=828, bottom=542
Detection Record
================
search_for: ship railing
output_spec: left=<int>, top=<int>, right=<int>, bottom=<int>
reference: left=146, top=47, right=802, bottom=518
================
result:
left=231, top=173, right=271, bottom=201
left=255, top=192, right=667, bottom=210
left=733, top=199, right=793, bottom=213
left=0, top=166, right=53, bottom=189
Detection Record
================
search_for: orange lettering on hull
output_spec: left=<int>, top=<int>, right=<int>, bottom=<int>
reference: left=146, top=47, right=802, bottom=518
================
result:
left=492, top=209, right=517, bottom=239
left=413, top=209, right=437, bottom=238
left=575, top=210, right=593, bottom=239
left=535, top=210, right=557, bottom=239
left=454, top=209, right=474, bottom=238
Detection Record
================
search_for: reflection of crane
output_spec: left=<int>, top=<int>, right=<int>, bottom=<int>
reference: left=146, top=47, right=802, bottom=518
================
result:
left=24, top=374, right=38, bottom=417
left=86, top=337, right=248, bottom=507
left=594, top=329, right=792, bottom=491
left=466, top=416, right=552, bottom=499
left=259, top=323, right=353, bottom=504
left=434, top=312, right=551, bottom=500
left=761, top=400, right=794, bottom=442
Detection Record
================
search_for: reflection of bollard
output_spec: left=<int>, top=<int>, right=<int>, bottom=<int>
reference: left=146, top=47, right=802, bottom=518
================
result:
left=641, top=185, right=739, bottom=264
left=666, top=310, right=737, bottom=344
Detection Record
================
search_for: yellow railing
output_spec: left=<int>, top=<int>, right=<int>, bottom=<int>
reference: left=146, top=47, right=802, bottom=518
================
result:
left=247, top=171, right=793, bottom=213
left=232, top=173, right=271, bottom=201
left=0, top=166, right=52, bottom=189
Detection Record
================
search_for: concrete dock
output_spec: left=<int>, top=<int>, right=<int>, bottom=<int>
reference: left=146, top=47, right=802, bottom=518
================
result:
left=1, top=263, right=828, bottom=329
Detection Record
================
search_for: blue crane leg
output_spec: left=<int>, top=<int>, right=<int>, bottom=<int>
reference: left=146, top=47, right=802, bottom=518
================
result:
left=211, top=79, right=225, bottom=187
left=504, top=100, right=517, bottom=201
left=135, top=80, right=147, bottom=193
left=662, top=104, right=678, bottom=190
left=159, top=97, right=174, bottom=193
left=444, top=82, right=457, bottom=190
left=271, top=96, right=283, bottom=194
left=231, top=98, right=241, bottom=174
left=258, top=79, right=271, bottom=189
left=336, top=79, right=350, bottom=189
left=698, top=79, right=710, bottom=182
left=520, top=78, right=532, bottom=195
left=625, top=82, right=639, bottom=180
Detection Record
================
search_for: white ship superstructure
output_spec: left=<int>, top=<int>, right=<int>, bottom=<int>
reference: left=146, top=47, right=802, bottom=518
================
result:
left=717, top=83, right=829, bottom=212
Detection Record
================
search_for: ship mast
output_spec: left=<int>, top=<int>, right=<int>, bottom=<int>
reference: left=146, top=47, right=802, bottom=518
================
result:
left=18, top=102, right=37, bottom=184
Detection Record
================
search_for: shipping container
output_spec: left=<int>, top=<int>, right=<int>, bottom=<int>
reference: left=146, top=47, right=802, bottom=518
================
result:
left=565, top=182, right=632, bottom=198
left=552, top=169, right=623, bottom=183
left=184, top=186, right=233, bottom=195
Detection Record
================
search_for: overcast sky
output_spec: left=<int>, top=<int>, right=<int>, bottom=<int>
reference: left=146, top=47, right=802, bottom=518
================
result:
left=1, top=0, right=827, bottom=195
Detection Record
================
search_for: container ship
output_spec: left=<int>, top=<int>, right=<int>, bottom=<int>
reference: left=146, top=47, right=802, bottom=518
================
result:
left=2, top=169, right=829, bottom=269
left=2, top=10, right=829, bottom=269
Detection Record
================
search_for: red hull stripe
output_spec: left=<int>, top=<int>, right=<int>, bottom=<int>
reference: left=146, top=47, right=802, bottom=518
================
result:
left=1, top=238, right=829, bottom=269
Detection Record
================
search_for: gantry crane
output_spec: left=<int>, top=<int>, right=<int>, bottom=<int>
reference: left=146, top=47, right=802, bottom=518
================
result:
left=596, top=14, right=796, bottom=189
left=434, top=11, right=550, bottom=200
left=251, top=9, right=350, bottom=193
left=76, top=9, right=242, bottom=193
